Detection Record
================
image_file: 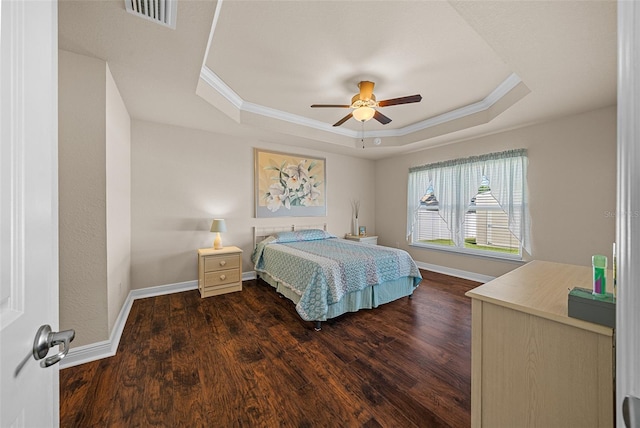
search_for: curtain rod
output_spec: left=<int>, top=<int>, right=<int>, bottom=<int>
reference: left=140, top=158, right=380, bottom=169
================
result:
left=409, top=148, right=527, bottom=173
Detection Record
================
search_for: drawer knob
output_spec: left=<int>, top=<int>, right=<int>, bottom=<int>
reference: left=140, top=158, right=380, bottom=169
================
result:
left=220, top=260, right=226, bottom=266
left=220, top=274, right=226, bottom=281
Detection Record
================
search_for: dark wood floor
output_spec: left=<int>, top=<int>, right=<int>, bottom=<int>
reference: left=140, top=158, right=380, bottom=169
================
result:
left=60, top=270, right=479, bottom=428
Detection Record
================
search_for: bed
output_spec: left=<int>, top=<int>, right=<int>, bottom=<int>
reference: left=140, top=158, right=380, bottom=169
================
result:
left=251, top=225, right=422, bottom=330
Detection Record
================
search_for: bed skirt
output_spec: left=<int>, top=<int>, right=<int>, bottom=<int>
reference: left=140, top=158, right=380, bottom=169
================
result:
left=257, top=271, right=417, bottom=321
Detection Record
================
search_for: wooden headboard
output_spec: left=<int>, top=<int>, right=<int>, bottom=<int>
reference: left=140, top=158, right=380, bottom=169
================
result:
left=253, top=223, right=327, bottom=248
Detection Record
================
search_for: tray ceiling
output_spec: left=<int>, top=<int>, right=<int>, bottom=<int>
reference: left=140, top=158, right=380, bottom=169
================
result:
left=59, top=0, right=617, bottom=158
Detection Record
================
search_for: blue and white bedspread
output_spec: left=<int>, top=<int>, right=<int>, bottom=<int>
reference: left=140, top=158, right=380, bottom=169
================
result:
left=252, top=232, right=422, bottom=321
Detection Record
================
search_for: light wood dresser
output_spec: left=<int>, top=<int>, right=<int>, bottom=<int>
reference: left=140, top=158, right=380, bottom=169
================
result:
left=197, top=246, right=243, bottom=298
left=466, top=260, right=614, bottom=428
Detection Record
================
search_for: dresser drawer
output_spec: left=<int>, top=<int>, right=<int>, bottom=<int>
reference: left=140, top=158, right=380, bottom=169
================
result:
left=203, top=268, right=240, bottom=287
left=203, top=255, right=240, bottom=272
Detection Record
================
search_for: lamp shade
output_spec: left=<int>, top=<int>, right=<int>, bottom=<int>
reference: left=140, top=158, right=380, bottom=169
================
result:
left=352, top=107, right=375, bottom=122
left=210, top=219, right=227, bottom=233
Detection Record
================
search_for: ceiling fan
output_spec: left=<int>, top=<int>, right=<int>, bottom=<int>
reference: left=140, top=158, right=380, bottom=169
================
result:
left=311, top=81, right=422, bottom=127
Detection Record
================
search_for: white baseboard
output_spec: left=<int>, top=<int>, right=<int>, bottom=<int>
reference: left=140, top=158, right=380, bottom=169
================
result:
left=59, top=266, right=483, bottom=369
left=414, top=261, right=496, bottom=284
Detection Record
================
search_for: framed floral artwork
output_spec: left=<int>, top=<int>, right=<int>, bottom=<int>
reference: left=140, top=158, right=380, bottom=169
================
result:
left=255, top=149, right=326, bottom=218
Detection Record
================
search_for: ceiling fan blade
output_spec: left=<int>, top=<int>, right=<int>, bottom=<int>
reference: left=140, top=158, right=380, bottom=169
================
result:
left=333, top=112, right=353, bottom=127
left=373, top=110, right=392, bottom=125
left=311, top=104, right=351, bottom=108
left=358, top=81, right=375, bottom=100
left=377, top=94, right=422, bottom=107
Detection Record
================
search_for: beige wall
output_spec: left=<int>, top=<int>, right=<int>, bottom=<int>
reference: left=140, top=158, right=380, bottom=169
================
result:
left=131, top=120, right=376, bottom=289
left=105, top=64, right=131, bottom=333
left=59, top=50, right=109, bottom=346
left=59, top=51, right=131, bottom=347
left=375, top=106, right=617, bottom=278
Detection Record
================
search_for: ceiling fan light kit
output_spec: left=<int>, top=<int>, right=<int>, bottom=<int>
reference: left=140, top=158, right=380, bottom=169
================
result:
left=311, top=80, right=422, bottom=127
left=352, top=106, right=376, bottom=122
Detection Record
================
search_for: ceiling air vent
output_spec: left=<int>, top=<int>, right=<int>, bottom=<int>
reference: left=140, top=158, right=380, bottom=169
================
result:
left=125, top=0, right=177, bottom=29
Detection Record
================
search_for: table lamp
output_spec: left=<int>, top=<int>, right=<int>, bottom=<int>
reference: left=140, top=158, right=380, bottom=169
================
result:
left=210, top=219, right=227, bottom=249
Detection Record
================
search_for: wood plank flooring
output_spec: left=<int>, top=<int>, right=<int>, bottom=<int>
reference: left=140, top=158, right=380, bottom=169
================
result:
left=60, top=270, right=479, bottom=427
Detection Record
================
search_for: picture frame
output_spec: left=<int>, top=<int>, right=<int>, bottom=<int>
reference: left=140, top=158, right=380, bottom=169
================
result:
left=254, top=148, right=326, bottom=218
left=359, top=226, right=366, bottom=236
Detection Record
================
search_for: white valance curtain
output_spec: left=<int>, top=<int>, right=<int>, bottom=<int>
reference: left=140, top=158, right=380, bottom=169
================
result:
left=407, top=149, right=531, bottom=254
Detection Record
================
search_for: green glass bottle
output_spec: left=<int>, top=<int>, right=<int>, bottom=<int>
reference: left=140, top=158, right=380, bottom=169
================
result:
left=592, top=255, right=607, bottom=296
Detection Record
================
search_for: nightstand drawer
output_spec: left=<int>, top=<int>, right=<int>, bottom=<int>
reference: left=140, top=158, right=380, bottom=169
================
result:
left=201, top=282, right=242, bottom=298
left=203, top=268, right=240, bottom=287
left=204, top=255, right=240, bottom=272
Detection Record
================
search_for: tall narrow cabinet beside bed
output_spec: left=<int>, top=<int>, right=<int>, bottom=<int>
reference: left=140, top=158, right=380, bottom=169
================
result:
left=198, top=246, right=243, bottom=298
left=466, top=260, right=614, bottom=428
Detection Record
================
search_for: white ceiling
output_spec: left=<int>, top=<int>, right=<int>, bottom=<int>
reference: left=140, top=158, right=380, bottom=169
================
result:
left=58, top=0, right=617, bottom=160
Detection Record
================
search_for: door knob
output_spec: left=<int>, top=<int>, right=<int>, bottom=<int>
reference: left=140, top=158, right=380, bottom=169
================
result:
left=32, top=324, right=75, bottom=368
left=623, top=395, right=640, bottom=428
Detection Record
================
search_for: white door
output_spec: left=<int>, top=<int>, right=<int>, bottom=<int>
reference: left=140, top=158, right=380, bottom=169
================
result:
left=617, top=1, right=640, bottom=425
left=0, top=0, right=61, bottom=426
left=617, top=1, right=640, bottom=426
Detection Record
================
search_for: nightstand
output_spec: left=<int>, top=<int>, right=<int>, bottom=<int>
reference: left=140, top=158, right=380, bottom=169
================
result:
left=344, top=234, right=378, bottom=245
left=197, top=246, right=243, bottom=298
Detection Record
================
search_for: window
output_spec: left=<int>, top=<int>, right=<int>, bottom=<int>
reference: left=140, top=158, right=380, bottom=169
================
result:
left=407, top=149, right=531, bottom=259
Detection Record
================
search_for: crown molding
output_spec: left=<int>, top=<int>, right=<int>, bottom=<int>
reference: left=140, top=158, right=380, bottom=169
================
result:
left=198, top=65, right=528, bottom=145
left=395, top=73, right=523, bottom=137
